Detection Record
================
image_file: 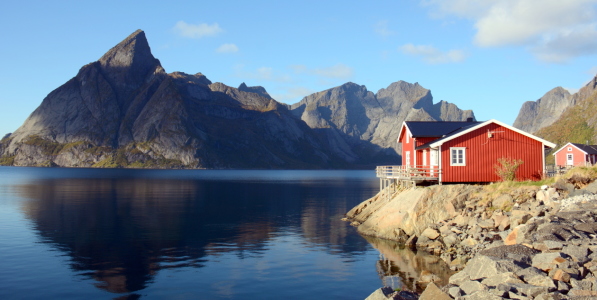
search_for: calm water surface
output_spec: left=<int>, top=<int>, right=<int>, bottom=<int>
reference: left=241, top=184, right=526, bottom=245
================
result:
left=0, top=167, right=451, bottom=299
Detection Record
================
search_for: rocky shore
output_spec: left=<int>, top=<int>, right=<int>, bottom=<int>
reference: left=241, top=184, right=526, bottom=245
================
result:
left=345, top=169, right=597, bottom=299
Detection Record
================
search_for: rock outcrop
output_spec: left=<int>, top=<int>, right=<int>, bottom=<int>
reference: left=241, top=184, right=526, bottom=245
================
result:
left=513, top=87, right=574, bottom=134
left=348, top=168, right=597, bottom=299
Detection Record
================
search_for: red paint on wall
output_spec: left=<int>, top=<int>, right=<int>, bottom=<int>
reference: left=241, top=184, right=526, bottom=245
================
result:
left=440, top=123, right=544, bottom=182
left=554, top=145, right=587, bottom=167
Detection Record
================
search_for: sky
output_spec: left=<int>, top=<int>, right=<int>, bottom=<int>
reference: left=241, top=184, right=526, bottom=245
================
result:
left=1, top=0, right=597, bottom=136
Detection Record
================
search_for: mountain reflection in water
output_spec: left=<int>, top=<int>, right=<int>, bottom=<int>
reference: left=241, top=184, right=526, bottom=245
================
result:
left=15, top=173, right=376, bottom=295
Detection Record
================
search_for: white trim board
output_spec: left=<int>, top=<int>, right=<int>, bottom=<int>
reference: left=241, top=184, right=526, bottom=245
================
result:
left=429, top=119, right=556, bottom=149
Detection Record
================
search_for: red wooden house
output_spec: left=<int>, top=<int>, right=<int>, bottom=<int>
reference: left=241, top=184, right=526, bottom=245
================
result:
left=553, top=142, right=597, bottom=167
left=377, top=119, right=556, bottom=185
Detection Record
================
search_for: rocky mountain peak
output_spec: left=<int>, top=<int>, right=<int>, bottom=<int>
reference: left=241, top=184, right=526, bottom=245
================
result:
left=97, top=30, right=162, bottom=97
left=237, top=82, right=272, bottom=99
left=99, top=30, right=156, bottom=70
left=513, top=86, right=573, bottom=134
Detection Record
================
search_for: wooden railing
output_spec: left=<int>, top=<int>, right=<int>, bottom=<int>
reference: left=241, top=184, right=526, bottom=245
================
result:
left=376, top=165, right=441, bottom=180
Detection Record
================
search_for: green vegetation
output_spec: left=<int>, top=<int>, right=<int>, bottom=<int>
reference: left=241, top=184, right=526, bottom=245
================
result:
left=22, top=135, right=64, bottom=156
left=494, top=157, right=524, bottom=182
left=0, top=156, right=15, bottom=166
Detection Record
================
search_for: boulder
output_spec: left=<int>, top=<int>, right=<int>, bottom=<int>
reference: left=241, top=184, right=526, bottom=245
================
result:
left=365, top=287, right=395, bottom=300
left=531, top=252, right=568, bottom=272
left=493, top=194, right=513, bottom=210
left=421, top=227, right=440, bottom=240
left=460, top=255, right=525, bottom=280
left=481, top=272, right=524, bottom=287
left=460, top=280, right=488, bottom=295
left=418, top=282, right=451, bottom=300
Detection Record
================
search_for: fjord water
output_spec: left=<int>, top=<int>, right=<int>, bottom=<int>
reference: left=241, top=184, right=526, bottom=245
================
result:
left=0, top=167, right=450, bottom=299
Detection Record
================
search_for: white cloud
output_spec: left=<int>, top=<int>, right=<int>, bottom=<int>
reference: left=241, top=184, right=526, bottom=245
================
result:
left=422, top=0, right=597, bottom=62
left=312, top=64, right=354, bottom=79
left=234, top=65, right=292, bottom=82
left=216, top=43, right=239, bottom=53
left=374, top=20, right=394, bottom=38
left=400, top=44, right=467, bottom=64
left=173, top=21, right=224, bottom=39
left=271, top=87, right=315, bottom=103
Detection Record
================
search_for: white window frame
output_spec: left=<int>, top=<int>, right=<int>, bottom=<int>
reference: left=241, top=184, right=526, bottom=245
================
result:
left=568, top=147, right=572, bottom=151
left=423, top=149, right=427, bottom=166
left=450, top=147, right=466, bottom=166
left=405, top=151, right=411, bottom=166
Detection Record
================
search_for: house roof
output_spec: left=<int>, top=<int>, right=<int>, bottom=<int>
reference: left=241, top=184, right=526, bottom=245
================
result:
left=402, top=121, right=482, bottom=138
left=414, top=119, right=556, bottom=150
left=554, top=142, right=597, bottom=155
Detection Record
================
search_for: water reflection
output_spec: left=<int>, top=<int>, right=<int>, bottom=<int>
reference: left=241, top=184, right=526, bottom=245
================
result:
left=16, top=175, right=375, bottom=295
left=364, top=236, right=455, bottom=293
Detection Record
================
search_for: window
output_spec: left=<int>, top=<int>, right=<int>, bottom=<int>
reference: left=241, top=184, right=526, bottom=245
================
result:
left=568, top=147, right=572, bottom=151
left=450, top=147, right=466, bottom=166
left=405, top=151, right=411, bottom=166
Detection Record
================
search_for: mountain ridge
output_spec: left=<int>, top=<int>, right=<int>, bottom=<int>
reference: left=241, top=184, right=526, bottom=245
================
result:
left=0, top=30, right=475, bottom=169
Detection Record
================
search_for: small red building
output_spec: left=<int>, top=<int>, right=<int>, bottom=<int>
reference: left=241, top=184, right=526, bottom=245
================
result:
left=378, top=119, right=556, bottom=184
left=553, top=142, right=597, bottom=167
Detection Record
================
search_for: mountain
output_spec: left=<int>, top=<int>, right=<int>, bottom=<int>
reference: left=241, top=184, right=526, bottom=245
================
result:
left=512, top=87, right=574, bottom=134
left=290, top=81, right=475, bottom=163
left=0, top=30, right=475, bottom=169
left=534, top=75, right=597, bottom=153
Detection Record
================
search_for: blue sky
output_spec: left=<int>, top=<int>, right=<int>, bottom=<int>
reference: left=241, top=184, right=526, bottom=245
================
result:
left=1, top=0, right=597, bottom=137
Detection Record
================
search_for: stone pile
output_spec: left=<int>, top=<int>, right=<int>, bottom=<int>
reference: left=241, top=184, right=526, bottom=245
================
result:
left=364, top=178, right=597, bottom=299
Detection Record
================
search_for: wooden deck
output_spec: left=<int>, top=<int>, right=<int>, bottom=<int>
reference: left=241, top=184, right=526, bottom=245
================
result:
left=376, top=165, right=440, bottom=181
left=375, top=165, right=441, bottom=195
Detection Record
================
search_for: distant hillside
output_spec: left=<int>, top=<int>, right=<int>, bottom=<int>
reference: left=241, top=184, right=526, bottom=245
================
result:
left=0, top=30, right=475, bottom=169
left=533, top=75, right=597, bottom=163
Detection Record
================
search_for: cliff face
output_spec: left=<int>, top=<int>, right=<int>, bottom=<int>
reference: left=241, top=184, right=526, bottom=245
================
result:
left=290, top=81, right=475, bottom=164
left=513, top=87, right=574, bottom=134
left=0, top=30, right=475, bottom=169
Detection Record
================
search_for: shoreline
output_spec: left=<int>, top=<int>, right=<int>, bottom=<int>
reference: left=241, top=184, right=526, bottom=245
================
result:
left=345, top=169, right=597, bottom=299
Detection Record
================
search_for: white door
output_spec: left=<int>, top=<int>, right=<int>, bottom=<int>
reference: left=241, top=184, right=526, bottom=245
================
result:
left=430, top=149, right=438, bottom=176
left=567, top=154, right=573, bottom=166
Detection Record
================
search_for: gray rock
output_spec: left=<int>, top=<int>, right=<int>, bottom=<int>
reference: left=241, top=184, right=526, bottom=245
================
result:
left=460, top=280, right=488, bottom=295
left=503, top=282, right=552, bottom=298
left=585, top=181, right=597, bottom=194
left=461, top=255, right=525, bottom=280
left=448, top=286, right=463, bottom=298
left=544, top=240, right=565, bottom=250
left=365, top=287, right=395, bottom=300
left=459, top=290, right=507, bottom=299
left=419, top=282, right=451, bottom=300
left=532, top=252, right=568, bottom=272
left=422, top=227, right=440, bottom=240
left=480, top=244, right=539, bottom=266
left=513, top=87, right=573, bottom=134
left=481, top=272, right=524, bottom=287
left=562, top=245, right=590, bottom=264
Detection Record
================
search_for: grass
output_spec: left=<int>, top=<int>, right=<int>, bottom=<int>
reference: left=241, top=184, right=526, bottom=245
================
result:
left=0, top=156, right=15, bottom=166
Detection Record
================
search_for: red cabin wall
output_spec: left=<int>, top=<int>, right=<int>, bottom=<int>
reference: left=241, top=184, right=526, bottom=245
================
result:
left=415, top=137, right=437, bottom=167
left=399, top=129, right=416, bottom=167
left=440, top=123, right=544, bottom=182
left=554, top=146, right=587, bottom=167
